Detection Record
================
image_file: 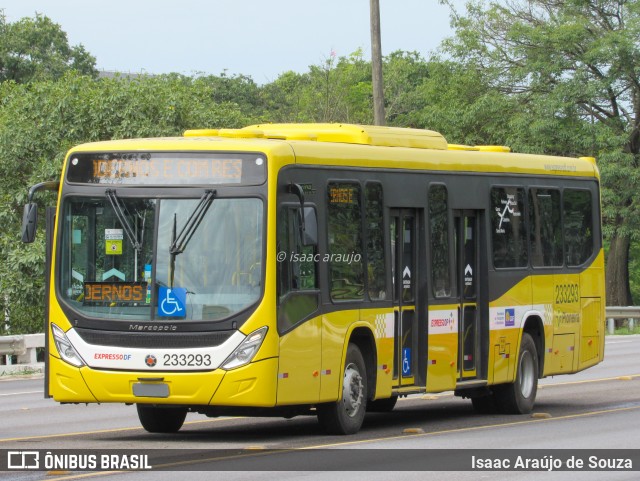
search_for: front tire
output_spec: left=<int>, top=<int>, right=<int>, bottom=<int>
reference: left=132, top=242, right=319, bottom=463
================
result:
left=317, top=344, right=368, bottom=434
left=137, top=404, right=187, bottom=433
left=494, top=333, right=539, bottom=414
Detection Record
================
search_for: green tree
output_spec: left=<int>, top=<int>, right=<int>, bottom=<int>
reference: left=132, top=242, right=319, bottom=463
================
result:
left=0, top=11, right=97, bottom=82
left=261, top=50, right=373, bottom=124
left=261, top=70, right=312, bottom=122
left=383, top=51, right=431, bottom=126
left=0, top=73, right=251, bottom=333
left=443, top=0, right=640, bottom=305
left=304, top=49, right=373, bottom=123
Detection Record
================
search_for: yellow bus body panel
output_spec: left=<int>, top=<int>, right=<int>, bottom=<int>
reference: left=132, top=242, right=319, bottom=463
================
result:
left=49, top=355, right=98, bottom=403
left=425, top=304, right=459, bottom=393
left=209, top=358, right=278, bottom=407
left=276, top=308, right=394, bottom=405
left=50, top=354, right=279, bottom=407
left=83, top=369, right=225, bottom=405
left=358, top=308, right=395, bottom=401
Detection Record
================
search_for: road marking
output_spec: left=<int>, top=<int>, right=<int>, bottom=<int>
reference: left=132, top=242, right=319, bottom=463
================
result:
left=0, top=417, right=239, bottom=443
left=41, top=403, right=640, bottom=480
left=539, top=373, right=640, bottom=388
left=305, top=404, right=640, bottom=450
left=0, top=390, right=42, bottom=396
left=3, top=374, right=638, bottom=443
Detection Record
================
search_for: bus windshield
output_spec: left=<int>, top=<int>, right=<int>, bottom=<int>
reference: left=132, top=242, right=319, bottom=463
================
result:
left=59, top=195, right=263, bottom=321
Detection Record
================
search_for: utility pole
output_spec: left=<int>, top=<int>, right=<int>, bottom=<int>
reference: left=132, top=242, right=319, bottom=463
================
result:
left=370, top=0, right=386, bottom=125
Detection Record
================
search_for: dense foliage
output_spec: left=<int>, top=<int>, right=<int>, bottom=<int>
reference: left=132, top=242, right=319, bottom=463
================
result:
left=1, top=3, right=639, bottom=332
left=442, top=0, right=640, bottom=307
left=0, top=74, right=253, bottom=333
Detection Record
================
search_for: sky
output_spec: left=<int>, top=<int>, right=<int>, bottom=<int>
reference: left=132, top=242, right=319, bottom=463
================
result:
left=1, top=0, right=460, bottom=84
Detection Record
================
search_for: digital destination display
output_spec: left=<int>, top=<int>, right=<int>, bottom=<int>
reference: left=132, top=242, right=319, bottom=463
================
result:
left=66, top=152, right=266, bottom=185
left=83, top=282, right=148, bottom=306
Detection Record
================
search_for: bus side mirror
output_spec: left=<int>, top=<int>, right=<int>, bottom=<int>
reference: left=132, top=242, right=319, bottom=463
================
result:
left=21, top=203, right=38, bottom=243
left=302, top=207, right=318, bottom=247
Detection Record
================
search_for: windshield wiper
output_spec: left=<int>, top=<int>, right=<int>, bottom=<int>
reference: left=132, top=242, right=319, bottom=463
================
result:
left=169, top=189, right=216, bottom=255
left=168, top=190, right=215, bottom=288
left=105, top=189, right=141, bottom=252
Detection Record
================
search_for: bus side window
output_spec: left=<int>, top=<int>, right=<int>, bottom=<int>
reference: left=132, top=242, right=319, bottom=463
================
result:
left=365, top=182, right=386, bottom=300
left=429, top=184, right=451, bottom=298
left=491, top=187, right=528, bottom=268
left=277, top=205, right=319, bottom=333
left=529, top=188, right=562, bottom=267
left=563, top=189, right=593, bottom=266
left=327, top=182, right=364, bottom=301
left=278, top=206, right=317, bottom=295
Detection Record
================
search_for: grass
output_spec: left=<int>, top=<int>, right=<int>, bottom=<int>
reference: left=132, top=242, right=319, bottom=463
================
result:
left=613, top=325, right=640, bottom=335
left=0, top=366, right=43, bottom=378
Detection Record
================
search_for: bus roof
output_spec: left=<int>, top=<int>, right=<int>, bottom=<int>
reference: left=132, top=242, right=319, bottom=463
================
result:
left=68, top=123, right=599, bottom=179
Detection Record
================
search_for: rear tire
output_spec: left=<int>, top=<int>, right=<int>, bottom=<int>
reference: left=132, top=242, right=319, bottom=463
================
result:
left=494, top=333, right=539, bottom=414
left=136, top=404, right=187, bottom=433
left=317, top=344, right=368, bottom=434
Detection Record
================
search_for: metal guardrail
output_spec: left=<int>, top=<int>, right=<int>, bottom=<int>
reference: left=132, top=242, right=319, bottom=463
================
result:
left=605, top=306, right=639, bottom=334
left=0, top=333, right=44, bottom=375
left=0, top=307, right=638, bottom=375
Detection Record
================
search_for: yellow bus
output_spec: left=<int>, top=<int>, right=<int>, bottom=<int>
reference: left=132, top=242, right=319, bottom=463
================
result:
left=22, top=123, right=605, bottom=435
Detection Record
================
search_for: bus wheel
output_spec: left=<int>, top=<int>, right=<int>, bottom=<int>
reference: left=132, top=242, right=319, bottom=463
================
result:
left=494, top=333, right=539, bottom=414
left=367, top=396, right=398, bottom=413
left=317, top=344, right=368, bottom=434
left=136, top=404, right=187, bottom=433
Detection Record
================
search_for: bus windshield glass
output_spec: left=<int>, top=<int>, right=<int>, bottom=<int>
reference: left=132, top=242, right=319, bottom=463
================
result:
left=59, top=196, right=263, bottom=321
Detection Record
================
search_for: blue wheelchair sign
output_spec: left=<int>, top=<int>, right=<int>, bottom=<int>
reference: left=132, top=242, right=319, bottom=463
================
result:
left=158, top=287, right=187, bottom=317
left=402, top=348, right=411, bottom=377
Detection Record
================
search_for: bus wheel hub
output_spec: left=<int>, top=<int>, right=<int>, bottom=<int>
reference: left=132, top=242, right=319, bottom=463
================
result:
left=342, top=363, right=363, bottom=417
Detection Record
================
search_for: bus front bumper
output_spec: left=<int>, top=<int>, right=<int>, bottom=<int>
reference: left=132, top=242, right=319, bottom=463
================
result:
left=49, top=355, right=278, bottom=407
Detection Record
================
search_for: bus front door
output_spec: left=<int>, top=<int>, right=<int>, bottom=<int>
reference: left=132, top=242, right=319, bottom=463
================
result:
left=455, top=210, right=482, bottom=381
left=390, top=209, right=419, bottom=388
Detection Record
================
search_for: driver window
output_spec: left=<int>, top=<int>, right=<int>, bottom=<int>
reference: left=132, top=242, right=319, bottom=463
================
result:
left=276, top=205, right=319, bottom=333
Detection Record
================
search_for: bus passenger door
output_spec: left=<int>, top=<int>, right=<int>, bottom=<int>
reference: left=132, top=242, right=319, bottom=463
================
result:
left=390, top=209, right=419, bottom=388
left=455, top=210, right=482, bottom=380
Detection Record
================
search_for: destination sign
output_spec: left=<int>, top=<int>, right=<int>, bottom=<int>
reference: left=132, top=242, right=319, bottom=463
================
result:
left=329, top=186, right=356, bottom=204
left=66, top=152, right=266, bottom=186
left=83, top=282, right=148, bottom=306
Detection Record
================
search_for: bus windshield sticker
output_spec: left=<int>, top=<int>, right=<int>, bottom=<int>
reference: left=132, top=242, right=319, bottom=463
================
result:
left=83, top=282, right=147, bottom=306
left=144, top=265, right=152, bottom=304
left=105, top=229, right=123, bottom=255
left=495, top=194, right=521, bottom=234
left=402, top=348, right=412, bottom=376
left=157, top=287, right=187, bottom=318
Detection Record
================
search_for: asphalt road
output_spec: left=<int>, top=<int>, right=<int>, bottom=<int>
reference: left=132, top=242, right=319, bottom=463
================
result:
left=1, top=335, right=639, bottom=480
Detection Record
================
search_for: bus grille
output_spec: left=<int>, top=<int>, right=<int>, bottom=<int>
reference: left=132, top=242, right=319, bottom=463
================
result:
left=74, top=328, right=234, bottom=349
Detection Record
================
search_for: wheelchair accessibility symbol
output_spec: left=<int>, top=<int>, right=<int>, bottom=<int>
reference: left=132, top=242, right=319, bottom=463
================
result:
left=158, top=287, right=187, bottom=317
left=402, top=348, right=411, bottom=377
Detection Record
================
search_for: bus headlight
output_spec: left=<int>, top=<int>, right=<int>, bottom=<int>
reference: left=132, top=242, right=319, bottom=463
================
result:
left=52, top=324, right=86, bottom=367
left=221, top=326, right=267, bottom=370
